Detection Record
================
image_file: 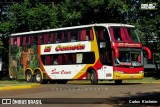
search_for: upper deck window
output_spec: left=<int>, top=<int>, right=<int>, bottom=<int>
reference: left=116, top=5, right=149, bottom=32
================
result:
left=94, top=26, right=111, bottom=48
left=109, top=27, right=140, bottom=43
left=11, top=37, right=17, bottom=46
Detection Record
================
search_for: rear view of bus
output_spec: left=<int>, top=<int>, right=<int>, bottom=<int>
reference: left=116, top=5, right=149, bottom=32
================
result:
left=100, top=24, right=151, bottom=84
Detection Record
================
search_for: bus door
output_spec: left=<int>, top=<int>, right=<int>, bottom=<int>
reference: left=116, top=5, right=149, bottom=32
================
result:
left=98, top=65, right=113, bottom=79
left=99, top=50, right=113, bottom=79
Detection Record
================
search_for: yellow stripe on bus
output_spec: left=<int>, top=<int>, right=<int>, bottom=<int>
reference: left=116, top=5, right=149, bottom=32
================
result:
left=72, top=27, right=99, bottom=79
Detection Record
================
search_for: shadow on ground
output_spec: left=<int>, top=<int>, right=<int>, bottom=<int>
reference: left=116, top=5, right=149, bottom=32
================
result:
left=38, top=92, right=160, bottom=107
left=106, top=91, right=160, bottom=107
left=68, top=83, right=142, bottom=85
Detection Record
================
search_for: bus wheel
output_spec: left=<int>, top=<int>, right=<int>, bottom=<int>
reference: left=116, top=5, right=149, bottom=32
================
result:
left=42, top=80, right=49, bottom=84
left=25, top=71, right=33, bottom=82
left=115, top=80, right=122, bottom=85
left=49, top=80, right=56, bottom=84
left=35, top=71, right=42, bottom=83
left=90, top=70, right=98, bottom=85
left=57, top=80, right=68, bottom=84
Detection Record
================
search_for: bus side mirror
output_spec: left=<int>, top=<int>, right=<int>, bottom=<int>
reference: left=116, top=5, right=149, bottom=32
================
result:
left=143, top=46, right=152, bottom=59
left=112, top=46, right=119, bottom=58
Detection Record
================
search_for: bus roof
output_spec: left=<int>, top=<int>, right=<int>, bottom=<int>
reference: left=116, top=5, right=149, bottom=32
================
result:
left=11, top=23, right=135, bottom=36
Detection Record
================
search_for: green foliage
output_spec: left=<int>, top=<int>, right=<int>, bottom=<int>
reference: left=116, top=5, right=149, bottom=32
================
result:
left=0, top=0, right=159, bottom=61
left=0, top=22, right=15, bottom=34
left=27, top=4, right=57, bottom=30
left=6, top=1, right=58, bottom=32
left=56, top=0, right=82, bottom=27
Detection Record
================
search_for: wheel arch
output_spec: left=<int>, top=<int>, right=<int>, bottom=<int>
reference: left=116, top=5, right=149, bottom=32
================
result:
left=33, top=67, right=44, bottom=79
left=86, top=67, right=98, bottom=79
left=25, top=68, right=34, bottom=82
left=25, top=68, right=34, bottom=75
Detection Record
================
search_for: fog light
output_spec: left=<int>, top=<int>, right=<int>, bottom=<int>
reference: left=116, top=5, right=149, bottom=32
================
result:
left=139, top=71, right=144, bottom=73
left=115, top=71, right=124, bottom=74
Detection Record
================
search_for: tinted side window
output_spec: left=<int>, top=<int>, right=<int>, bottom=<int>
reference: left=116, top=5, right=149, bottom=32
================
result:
left=100, top=50, right=112, bottom=65
left=31, top=35, right=38, bottom=45
left=79, top=28, right=94, bottom=41
left=94, top=26, right=111, bottom=48
left=82, top=52, right=95, bottom=64
left=11, top=37, right=17, bottom=46
left=41, top=52, right=95, bottom=65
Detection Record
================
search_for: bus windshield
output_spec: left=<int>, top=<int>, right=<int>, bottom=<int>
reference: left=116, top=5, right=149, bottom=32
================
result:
left=114, top=48, right=143, bottom=67
left=109, top=27, right=140, bottom=43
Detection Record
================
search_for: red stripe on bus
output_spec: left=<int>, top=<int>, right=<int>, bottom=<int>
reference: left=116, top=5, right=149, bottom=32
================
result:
left=94, top=59, right=103, bottom=70
left=78, top=72, right=86, bottom=79
left=93, top=59, right=103, bottom=79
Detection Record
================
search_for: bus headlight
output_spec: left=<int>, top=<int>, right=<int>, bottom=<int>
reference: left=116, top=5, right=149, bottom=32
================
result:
left=115, top=71, right=124, bottom=74
left=139, top=71, right=144, bottom=73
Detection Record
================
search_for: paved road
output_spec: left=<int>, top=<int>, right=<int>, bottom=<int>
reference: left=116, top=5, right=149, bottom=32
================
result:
left=0, top=83, right=160, bottom=107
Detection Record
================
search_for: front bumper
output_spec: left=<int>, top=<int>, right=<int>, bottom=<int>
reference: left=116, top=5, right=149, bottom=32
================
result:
left=113, top=72, right=144, bottom=80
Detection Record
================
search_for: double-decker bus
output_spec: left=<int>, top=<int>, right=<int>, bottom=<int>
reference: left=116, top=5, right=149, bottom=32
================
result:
left=9, top=23, right=151, bottom=84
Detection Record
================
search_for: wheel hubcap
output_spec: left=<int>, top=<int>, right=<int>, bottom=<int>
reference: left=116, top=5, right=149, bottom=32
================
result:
left=91, top=74, right=94, bottom=81
left=27, top=75, right=31, bottom=81
left=36, top=74, right=41, bottom=82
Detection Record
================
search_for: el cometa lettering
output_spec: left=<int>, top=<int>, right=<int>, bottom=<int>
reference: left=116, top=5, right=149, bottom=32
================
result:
left=55, top=44, right=85, bottom=51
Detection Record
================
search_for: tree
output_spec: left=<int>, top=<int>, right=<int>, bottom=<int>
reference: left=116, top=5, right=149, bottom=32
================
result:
left=6, top=0, right=58, bottom=32
left=0, top=0, right=160, bottom=59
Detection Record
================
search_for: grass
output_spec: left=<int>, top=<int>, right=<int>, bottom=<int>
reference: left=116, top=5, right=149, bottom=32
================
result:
left=0, top=78, right=38, bottom=87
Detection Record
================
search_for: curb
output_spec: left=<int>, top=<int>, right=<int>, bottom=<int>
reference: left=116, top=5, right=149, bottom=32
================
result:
left=0, top=84, right=40, bottom=91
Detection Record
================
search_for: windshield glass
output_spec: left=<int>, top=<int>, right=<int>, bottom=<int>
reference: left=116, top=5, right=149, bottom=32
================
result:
left=115, top=48, right=143, bottom=67
left=109, top=27, right=140, bottom=43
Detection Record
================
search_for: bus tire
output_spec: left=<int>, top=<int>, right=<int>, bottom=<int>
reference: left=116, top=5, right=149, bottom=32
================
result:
left=115, top=80, right=122, bottom=85
left=49, top=80, right=56, bottom=84
left=57, top=80, right=68, bottom=84
left=35, top=71, right=43, bottom=83
left=42, top=80, right=49, bottom=84
left=25, top=70, right=33, bottom=82
left=90, top=70, right=98, bottom=85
